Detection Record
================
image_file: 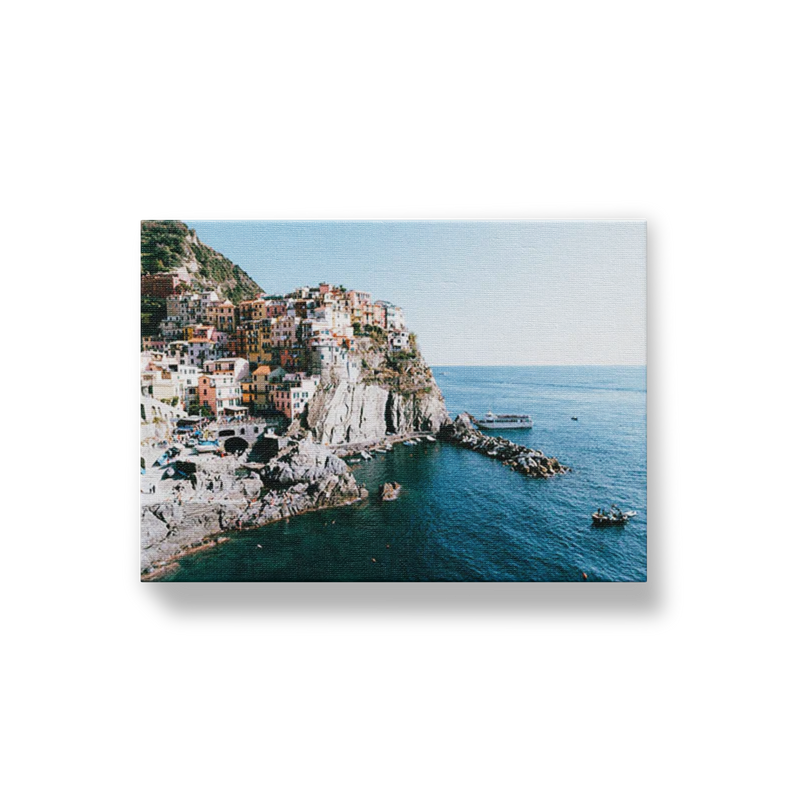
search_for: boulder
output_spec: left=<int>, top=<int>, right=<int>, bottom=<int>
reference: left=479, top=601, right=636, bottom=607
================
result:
left=380, top=482, right=402, bottom=501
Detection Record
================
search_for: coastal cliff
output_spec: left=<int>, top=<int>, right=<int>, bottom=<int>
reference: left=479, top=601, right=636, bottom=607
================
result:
left=304, top=334, right=450, bottom=445
left=141, top=438, right=367, bottom=578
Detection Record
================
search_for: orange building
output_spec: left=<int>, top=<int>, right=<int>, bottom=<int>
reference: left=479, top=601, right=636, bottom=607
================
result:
left=198, top=374, right=216, bottom=413
left=238, top=298, right=267, bottom=322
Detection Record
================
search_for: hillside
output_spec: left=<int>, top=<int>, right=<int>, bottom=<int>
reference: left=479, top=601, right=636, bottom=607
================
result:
left=141, top=220, right=263, bottom=304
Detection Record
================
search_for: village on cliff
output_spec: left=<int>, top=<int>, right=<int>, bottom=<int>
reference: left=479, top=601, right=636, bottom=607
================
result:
left=141, top=277, right=411, bottom=433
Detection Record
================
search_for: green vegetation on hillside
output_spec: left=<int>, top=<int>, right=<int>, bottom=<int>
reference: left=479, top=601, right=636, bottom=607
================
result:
left=189, top=239, right=260, bottom=305
left=141, top=297, right=167, bottom=338
left=141, top=220, right=189, bottom=274
left=140, top=220, right=263, bottom=303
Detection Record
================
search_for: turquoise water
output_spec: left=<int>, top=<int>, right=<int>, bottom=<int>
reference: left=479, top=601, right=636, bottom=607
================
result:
left=166, top=366, right=646, bottom=582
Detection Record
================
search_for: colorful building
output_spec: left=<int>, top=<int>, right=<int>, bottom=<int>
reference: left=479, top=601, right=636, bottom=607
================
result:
left=270, top=315, right=297, bottom=348
left=265, top=300, right=287, bottom=319
left=252, top=365, right=273, bottom=412
left=204, top=357, right=250, bottom=383
left=205, top=300, right=237, bottom=333
left=197, top=374, right=216, bottom=414
left=197, top=373, right=243, bottom=419
left=270, top=373, right=320, bottom=420
left=238, top=298, right=268, bottom=322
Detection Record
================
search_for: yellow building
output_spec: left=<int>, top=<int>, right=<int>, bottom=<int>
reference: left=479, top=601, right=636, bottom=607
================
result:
left=204, top=300, right=237, bottom=333
left=252, top=365, right=273, bottom=412
left=238, top=298, right=268, bottom=322
left=241, top=380, right=255, bottom=410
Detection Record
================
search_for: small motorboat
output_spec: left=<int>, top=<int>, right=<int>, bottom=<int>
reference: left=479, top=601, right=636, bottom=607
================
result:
left=194, top=440, right=220, bottom=454
left=592, top=505, right=637, bottom=526
left=571, top=416, right=579, bottom=421
left=425, top=435, right=436, bottom=442
left=402, top=441, right=415, bottom=447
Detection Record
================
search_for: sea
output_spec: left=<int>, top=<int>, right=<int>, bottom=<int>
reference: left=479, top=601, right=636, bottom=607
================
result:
left=166, top=366, right=647, bottom=582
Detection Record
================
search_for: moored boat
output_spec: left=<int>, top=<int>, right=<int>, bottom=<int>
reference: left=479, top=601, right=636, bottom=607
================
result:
left=474, top=411, right=533, bottom=430
left=592, top=505, right=637, bottom=526
left=194, top=440, right=220, bottom=454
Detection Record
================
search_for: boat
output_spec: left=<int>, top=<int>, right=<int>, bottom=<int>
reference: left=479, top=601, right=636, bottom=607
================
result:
left=156, top=446, right=181, bottom=467
left=360, top=451, right=372, bottom=460
left=402, top=441, right=415, bottom=447
left=474, top=411, right=533, bottom=430
left=425, top=435, right=436, bottom=442
left=592, top=505, right=637, bottom=526
left=194, top=440, right=220, bottom=453
left=571, top=416, right=579, bottom=421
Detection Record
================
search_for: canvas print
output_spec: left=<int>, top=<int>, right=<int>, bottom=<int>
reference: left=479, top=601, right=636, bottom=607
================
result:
left=140, top=220, right=646, bottom=581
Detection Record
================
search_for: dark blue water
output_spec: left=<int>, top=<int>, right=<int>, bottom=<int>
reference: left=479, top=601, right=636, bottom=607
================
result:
left=167, top=366, right=646, bottom=581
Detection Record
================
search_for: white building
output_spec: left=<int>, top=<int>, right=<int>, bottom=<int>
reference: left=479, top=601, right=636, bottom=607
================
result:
left=140, top=368, right=181, bottom=404
left=389, top=330, right=411, bottom=352
left=385, top=304, right=405, bottom=330
left=204, top=357, right=250, bottom=383
left=176, top=364, right=200, bottom=408
left=331, top=309, right=354, bottom=337
left=212, top=373, right=243, bottom=417
left=187, top=338, right=222, bottom=367
left=166, top=341, right=190, bottom=365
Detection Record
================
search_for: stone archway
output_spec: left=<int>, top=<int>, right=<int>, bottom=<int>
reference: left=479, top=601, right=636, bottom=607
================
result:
left=224, top=437, right=248, bottom=455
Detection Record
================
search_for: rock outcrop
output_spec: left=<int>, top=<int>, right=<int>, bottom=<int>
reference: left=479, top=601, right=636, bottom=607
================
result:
left=304, top=338, right=450, bottom=445
left=440, top=413, right=570, bottom=478
left=140, top=438, right=365, bottom=577
left=380, top=482, right=402, bottom=501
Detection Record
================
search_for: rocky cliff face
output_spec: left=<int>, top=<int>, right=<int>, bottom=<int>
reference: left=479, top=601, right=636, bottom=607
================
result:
left=304, top=338, right=450, bottom=445
left=141, top=438, right=366, bottom=577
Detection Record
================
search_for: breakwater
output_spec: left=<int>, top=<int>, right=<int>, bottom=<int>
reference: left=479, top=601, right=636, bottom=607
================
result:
left=439, top=413, right=569, bottom=478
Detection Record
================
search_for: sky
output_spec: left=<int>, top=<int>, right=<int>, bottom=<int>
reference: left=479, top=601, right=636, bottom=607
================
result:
left=183, top=220, right=646, bottom=366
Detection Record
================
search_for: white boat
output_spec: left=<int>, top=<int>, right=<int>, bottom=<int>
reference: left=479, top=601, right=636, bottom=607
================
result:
left=474, top=411, right=533, bottom=430
left=425, top=436, right=436, bottom=442
left=194, top=440, right=220, bottom=453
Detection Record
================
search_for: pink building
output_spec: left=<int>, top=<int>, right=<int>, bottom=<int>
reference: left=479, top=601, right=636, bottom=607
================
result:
left=372, top=303, right=386, bottom=328
left=198, top=374, right=216, bottom=414
left=265, top=301, right=287, bottom=319
left=269, top=374, right=320, bottom=420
